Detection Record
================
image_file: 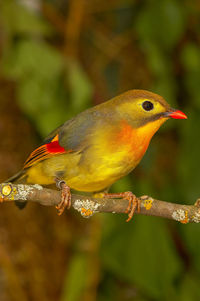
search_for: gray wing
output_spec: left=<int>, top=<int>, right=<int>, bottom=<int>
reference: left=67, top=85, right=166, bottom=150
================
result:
left=58, top=109, right=104, bottom=152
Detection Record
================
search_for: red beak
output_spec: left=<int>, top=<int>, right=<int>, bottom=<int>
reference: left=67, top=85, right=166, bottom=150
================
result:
left=165, top=109, right=187, bottom=120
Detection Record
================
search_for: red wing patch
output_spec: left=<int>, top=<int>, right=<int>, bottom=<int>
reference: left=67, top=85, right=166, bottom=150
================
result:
left=24, top=134, right=71, bottom=169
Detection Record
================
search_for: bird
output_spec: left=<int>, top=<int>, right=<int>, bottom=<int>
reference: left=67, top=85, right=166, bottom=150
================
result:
left=7, top=89, right=187, bottom=221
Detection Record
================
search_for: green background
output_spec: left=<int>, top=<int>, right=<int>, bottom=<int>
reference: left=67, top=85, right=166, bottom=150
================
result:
left=0, top=0, right=200, bottom=300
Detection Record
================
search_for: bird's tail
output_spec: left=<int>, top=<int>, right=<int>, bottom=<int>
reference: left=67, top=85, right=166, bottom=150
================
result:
left=6, top=170, right=26, bottom=183
left=5, top=170, right=28, bottom=209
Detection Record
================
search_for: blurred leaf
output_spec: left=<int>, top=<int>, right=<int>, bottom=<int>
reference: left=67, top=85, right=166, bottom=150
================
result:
left=135, top=0, right=183, bottom=105
left=178, top=110, right=200, bottom=201
left=178, top=272, right=200, bottom=301
left=111, top=175, right=135, bottom=193
left=66, top=60, right=93, bottom=114
left=101, top=215, right=182, bottom=299
left=2, top=39, right=68, bottom=135
left=17, top=76, right=69, bottom=135
left=0, top=0, right=52, bottom=36
left=2, top=39, right=93, bottom=136
left=152, top=75, right=177, bottom=106
left=3, top=39, right=63, bottom=80
left=136, top=0, right=186, bottom=50
left=141, top=43, right=168, bottom=76
left=61, top=253, right=88, bottom=301
left=181, top=43, right=200, bottom=72
left=181, top=43, right=200, bottom=109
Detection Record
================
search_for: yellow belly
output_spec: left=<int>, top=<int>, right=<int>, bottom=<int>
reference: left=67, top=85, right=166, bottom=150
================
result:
left=25, top=149, right=137, bottom=192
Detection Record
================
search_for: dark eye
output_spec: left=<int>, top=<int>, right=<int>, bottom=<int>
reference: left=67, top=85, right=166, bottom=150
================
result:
left=142, top=101, right=154, bottom=111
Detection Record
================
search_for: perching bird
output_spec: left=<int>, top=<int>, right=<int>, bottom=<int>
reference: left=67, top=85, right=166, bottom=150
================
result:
left=7, top=90, right=187, bottom=221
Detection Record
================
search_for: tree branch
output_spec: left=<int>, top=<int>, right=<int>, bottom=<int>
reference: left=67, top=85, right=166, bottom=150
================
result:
left=0, top=183, right=199, bottom=223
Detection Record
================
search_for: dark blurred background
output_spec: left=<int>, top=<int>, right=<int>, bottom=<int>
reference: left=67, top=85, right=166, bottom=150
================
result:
left=0, top=0, right=200, bottom=300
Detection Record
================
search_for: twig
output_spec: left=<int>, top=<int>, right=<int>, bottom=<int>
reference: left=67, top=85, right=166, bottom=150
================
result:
left=0, top=183, right=199, bottom=224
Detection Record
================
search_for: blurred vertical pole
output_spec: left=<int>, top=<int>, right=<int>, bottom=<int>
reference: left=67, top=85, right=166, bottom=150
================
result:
left=64, top=0, right=85, bottom=58
left=41, top=1, right=65, bottom=33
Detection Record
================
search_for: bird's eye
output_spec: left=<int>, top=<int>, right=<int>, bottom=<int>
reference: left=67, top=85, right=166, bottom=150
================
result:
left=142, top=101, right=154, bottom=111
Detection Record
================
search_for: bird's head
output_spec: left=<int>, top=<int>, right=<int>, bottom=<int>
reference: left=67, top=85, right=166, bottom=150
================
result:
left=115, top=89, right=187, bottom=128
left=110, top=89, right=187, bottom=157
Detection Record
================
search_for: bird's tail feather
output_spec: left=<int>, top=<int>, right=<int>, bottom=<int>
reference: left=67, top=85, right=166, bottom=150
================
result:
left=6, top=170, right=26, bottom=183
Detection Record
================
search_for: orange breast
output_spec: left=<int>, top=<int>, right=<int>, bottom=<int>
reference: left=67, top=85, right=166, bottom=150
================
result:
left=116, top=119, right=166, bottom=162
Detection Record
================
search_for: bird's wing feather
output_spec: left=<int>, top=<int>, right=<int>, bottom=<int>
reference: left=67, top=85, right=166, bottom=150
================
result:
left=23, top=110, right=103, bottom=169
left=58, top=114, right=95, bottom=151
left=23, top=133, right=71, bottom=168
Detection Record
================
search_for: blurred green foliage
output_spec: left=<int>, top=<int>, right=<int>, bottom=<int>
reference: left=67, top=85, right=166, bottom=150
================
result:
left=0, top=0, right=200, bottom=300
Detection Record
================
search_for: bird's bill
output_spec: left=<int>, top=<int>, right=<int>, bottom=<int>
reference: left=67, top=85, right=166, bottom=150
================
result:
left=164, top=109, right=187, bottom=119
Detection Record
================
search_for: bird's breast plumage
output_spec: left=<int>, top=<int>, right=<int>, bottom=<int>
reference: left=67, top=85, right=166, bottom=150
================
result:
left=66, top=117, right=165, bottom=192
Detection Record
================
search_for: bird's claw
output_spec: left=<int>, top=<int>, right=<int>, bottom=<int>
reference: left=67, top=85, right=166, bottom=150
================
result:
left=103, top=191, right=140, bottom=222
left=123, top=191, right=140, bottom=222
left=55, top=179, right=71, bottom=215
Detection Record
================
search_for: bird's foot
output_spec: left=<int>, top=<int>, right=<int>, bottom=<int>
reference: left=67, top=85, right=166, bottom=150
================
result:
left=123, top=191, right=140, bottom=222
left=103, top=191, right=140, bottom=222
left=55, top=179, right=71, bottom=215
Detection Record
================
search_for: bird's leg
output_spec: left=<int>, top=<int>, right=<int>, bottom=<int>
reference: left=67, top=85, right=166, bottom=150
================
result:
left=103, top=191, right=140, bottom=222
left=93, top=186, right=111, bottom=199
left=54, top=178, right=71, bottom=215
